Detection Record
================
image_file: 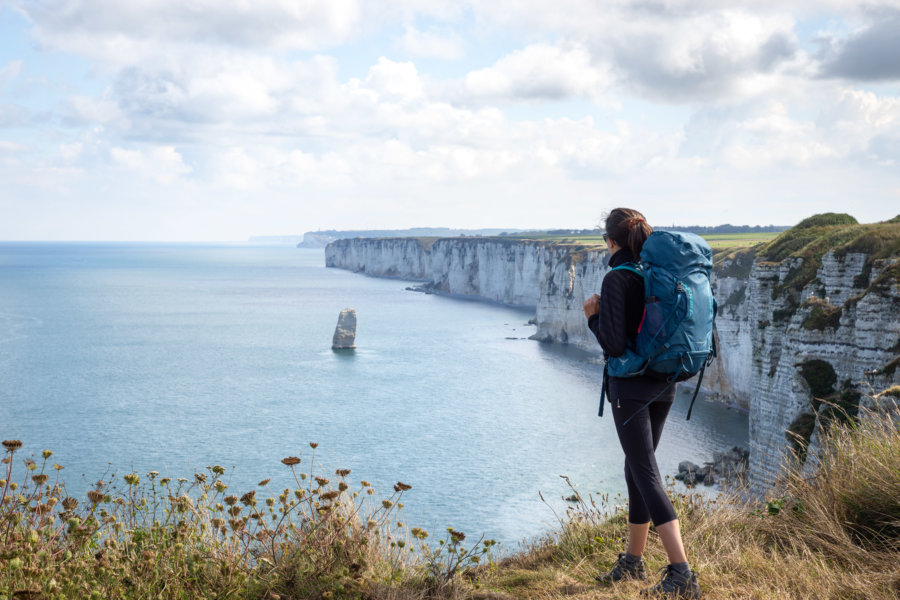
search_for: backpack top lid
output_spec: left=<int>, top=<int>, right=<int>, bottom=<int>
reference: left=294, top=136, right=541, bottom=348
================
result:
left=640, top=231, right=712, bottom=273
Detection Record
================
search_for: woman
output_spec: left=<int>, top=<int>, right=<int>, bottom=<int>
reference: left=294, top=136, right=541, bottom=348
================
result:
left=582, top=208, right=702, bottom=599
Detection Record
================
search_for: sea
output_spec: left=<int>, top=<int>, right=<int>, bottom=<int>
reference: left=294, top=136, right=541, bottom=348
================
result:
left=0, top=243, right=747, bottom=549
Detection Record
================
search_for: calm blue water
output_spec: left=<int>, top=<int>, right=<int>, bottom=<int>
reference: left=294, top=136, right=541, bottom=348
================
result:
left=0, top=243, right=747, bottom=549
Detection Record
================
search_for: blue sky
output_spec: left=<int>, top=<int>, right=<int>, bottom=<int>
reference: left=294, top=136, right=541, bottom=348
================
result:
left=1, top=0, right=899, bottom=240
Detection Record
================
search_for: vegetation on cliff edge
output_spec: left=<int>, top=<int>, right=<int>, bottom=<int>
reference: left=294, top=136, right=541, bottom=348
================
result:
left=4, top=397, right=900, bottom=599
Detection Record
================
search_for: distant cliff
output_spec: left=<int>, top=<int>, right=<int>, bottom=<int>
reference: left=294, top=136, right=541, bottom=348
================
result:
left=325, top=216, right=900, bottom=491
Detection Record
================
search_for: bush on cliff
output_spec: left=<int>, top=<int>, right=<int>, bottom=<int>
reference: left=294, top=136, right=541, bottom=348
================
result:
left=3, top=401, right=900, bottom=599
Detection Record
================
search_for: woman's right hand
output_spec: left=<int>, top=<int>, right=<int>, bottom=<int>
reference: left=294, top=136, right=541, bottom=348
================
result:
left=583, top=293, right=601, bottom=319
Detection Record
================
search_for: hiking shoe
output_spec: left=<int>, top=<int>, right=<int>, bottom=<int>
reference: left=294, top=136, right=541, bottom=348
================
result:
left=595, top=553, right=646, bottom=584
left=640, top=565, right=702, bottom=598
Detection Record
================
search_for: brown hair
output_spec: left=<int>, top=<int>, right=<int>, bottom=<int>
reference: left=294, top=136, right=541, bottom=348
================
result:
left=604, top=208, right=653, bottom=257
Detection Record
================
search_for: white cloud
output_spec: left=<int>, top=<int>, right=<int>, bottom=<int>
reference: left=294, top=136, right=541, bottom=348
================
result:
left=398, top=25, right=464, bottom=59
left=461, top=43, right=615, bottom=105
left=18, top=0, right=362, bottom=59
left=363, top=57, right=424, bottom=103
left=110, top=145, right=191, bottom=184
left=0, top=60, right=23, bottom=84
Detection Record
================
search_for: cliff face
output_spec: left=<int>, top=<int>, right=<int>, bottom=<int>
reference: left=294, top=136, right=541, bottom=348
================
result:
left=325, top=224, right=900, bottom=491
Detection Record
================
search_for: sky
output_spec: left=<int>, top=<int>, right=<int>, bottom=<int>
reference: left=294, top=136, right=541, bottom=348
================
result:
left=1, top=1, right=899, bottom=241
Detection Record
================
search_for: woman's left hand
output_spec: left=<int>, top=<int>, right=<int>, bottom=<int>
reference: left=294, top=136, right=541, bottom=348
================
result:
left=583, top=294, right=601, bottom=318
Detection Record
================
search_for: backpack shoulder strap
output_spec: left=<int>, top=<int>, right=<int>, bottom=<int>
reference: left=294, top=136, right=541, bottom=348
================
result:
left=610, top=262, right=643, bottom=277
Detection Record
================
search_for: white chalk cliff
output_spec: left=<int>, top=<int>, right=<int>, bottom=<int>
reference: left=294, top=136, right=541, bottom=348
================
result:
left=325, top=231, right=900, bottom=490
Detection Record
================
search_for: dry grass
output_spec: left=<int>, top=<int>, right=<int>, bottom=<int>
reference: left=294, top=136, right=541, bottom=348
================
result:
left=3, top=402, right=899, bottom=599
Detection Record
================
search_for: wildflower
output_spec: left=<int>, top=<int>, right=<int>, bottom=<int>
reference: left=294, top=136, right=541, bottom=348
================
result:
left=34, top=503, right=52, bottom=515
left=123, top=473, right=140, bottom=486
left=266, top=497, right=275, bottom=507
left=229, top=519, right=244, bottom=531
left=87, top=490, right=105, bottom=504
left=2, top=440, right=22, bottom=451
left=315, top=477, right=329, bottom=487
left=367, top=488, right=374, bottom=495
left=224, top=495, right=238, bottom=506
left=281, top=456, right=300, bottom=466
left=42, top=449, right=53, bottom=459
left=320, top=491, right=340, bottom=502
left=394, top=482, right=412, bottom=492
left=382, top=500, right=393, bottom=509
left=62, top=497, right=78, bottom=510
left=240, top=491, right=256, bottom=506
left=448, top=528, right=466, bottom=543
left=212, top=465, right=225, bottom=475
left=410, top=527, right=428, bottom=540
left=194, top=473, right=207, bottom=484
left=360, top=480, right=370, bottom=487
left=215, top=481, right=227, bottom=493
left=147, top=471, right=159, bottom=479
left=160, top=478, right=171, bottom=486
left=335, top=468, right=351, bottom=477
left=25, top=459, right=37, bottom=471
left=258, top=479, right=270, bottom=486
left=228, top=506, right=242, bottom=517
left=32, top=474, right=49, bottom=485
left=309, top=442, right=318, bottom=449
left=53, top=464, right=63, bottom=471
left=338, top=482, right=348, bottom=492
left=211, top=518, right=225, bottom=529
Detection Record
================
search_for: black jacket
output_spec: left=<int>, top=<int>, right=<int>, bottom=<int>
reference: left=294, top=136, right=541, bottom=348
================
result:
left=587, top=249, right=644, bottom=357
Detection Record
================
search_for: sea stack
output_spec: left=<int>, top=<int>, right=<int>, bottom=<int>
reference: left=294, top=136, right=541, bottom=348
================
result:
left=332, top=309, right=357, bottom=350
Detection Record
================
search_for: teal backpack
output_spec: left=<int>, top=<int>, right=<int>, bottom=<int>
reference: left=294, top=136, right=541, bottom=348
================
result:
left=599, top=231, right=717, bottom=423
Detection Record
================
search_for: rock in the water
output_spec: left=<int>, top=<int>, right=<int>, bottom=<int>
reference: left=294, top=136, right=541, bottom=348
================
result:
left=332, top=309, right=357, bottom=349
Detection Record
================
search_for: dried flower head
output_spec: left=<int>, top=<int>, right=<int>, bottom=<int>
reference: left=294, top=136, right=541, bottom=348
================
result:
left=228, top=506, right=242, bottom=517
left=448, top=528, right=466, bottom=542
left=394, top=482, right=412, bottom=492
left=224, top=495, right=238, bottom=506
left=240, top=491, right=256, bottom=506
left=281, top=456, right=301, bottom=466
left=194, top=473, right=207, bottom=484
left=53, top=463, right=63, bottom=471
left=87, top=490, right=105, bottom=504
left=215, top=481, right=227, bottom=493
left=410, top=527, right=428, bottom=540
left=309, top=442, right=318, bottom=449
left=123, top=474, right=140, bottom=486
left=62, top=497, right=79, bottom=510
left=41, top=449, right=53, bottom=459
left=338, top=482, right=348, bottom=492
left=335, top=469, right=351, bottom=477
left=258, top=479, right=270, bottom=486
left=320, top=491, right=340, bottom=502
left=382, top=500, right=393, bottom=509
left=35, top=503, right=52, bottom=515
left=32, top=474, right=49, bottom=486
left=210, top=518, right=225, bottom=529
left=314, top=477, right=329, bottom=487
left=211, top=465, right=226, bottom=475
left=2, top=440, right=22, bottom=451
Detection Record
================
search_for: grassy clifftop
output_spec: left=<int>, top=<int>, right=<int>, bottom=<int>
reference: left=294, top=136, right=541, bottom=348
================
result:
left=3, top=399, right=900, bottom=599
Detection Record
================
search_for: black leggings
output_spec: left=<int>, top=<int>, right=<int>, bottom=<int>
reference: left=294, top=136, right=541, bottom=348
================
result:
left=608, top=375, right=678, bottom=526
